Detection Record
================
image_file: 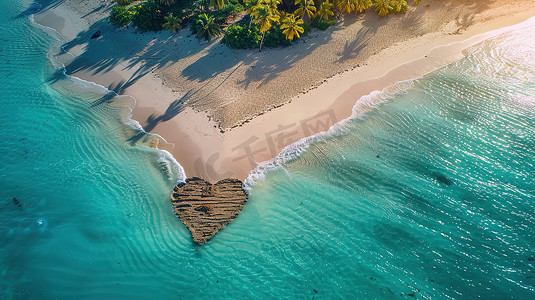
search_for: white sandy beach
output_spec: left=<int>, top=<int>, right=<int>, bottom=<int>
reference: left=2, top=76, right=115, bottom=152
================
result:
left=34, top=0, right=535, bottom=182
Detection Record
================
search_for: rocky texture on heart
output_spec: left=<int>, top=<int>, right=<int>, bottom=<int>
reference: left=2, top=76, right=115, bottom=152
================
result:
left=171, top=177, right=248, bottom=245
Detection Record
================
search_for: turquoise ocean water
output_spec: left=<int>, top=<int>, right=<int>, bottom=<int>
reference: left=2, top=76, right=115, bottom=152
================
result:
left=1, top=0, right=534, bottom=298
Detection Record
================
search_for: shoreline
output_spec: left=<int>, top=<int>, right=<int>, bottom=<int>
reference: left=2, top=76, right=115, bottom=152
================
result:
left=34, top=0, right=535, bottom=182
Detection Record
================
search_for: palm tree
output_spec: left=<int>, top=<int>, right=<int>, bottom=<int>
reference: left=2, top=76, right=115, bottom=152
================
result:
left=245, top=0, right=261, bottom=13
left=294, top=0, right=316, bottom=19
left=251, top=2, right=280, bottom=32
left=336, top=0, right=356, bottom=14
left=194, top=13, right=222, bottom=41
left=372, top=0, right=392, bottom=17
left=280, top=14, right=305, bottom=40
left=278, top=10, right=292, bottom=20
left=209, top=0, right=225, bottom=10
left=355, top=0, right=372, bottom=13
left=163, top=13, right=182, bottom=34
left=315, top=1, right=334, bottom=20
left=390, top=0, right=407, bottom=13
left=245, top=0, right=261, bottom=27
left=251, top=0, right=280, bottom=50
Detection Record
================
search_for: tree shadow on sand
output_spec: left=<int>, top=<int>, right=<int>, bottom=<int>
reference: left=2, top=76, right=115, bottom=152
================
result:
left=234, top=26, right=342, bottom=89
left=439, top=0, right=496, bottom=34
left=129, top=74, right=226, bottom=142
left=177, top=24, right=342, bottom=102
left=126, top=97, right=187, bottom=144
left=56, top=15, right=207, bottom=96
left=400, top=8, right=423, bottom=31
left=336, top=27, right=371, bottom=63
left=126, top=90, right=191, bottom=144
left=445, top=0, right=496, bottom=35
left=81, top=3, right=110, bottom=18
left=128, top=57, right=250, bottom=141
left=16, top=0, right=64, bottom=19
left=180, top=41, right=245, bottom=82
left=143, top=92, right=189, bottom=132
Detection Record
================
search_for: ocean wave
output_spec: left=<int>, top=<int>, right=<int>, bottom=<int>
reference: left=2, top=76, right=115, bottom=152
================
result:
left=157, top=150, right=187, bottom=183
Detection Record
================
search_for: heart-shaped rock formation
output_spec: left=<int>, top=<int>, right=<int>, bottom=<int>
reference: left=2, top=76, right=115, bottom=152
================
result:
left=171, top=177, right=248, bottom=245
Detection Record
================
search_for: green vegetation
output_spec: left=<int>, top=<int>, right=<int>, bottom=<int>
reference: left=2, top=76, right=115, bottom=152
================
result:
left=209, top=0, right=226, bottom=10
left=294, top=0, right=316, bottom=19
left=221, top=24, right=262, bottom=48
left=163, top=13, right=183, bottom=33
left=194, top=13, right=223, bottom=41
left=212, top=3, right=245, bottom=24
left=280, top=14, right=304, bottom=40
left=263, top=25, right=294, bottom=47
left=250, top=0, right=281, bottom=50
left=310, top=17, right=335, bottom=30
left=132, top=0, right=167, bottom=32
left=315, top=1, right=334, bottom=20
left=110, top=5, right=134, bottom=27
left=355, top=0, right=372, bottom=13
left=109, top=0, right=424, bottom=49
